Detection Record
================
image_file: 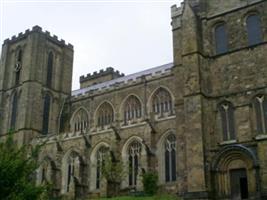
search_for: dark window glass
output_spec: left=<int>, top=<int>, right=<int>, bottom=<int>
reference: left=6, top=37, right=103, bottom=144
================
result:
left=42, top=94, right=51, bottom=134
left=10, top=92, right=18, bottom=129
left=46, top=52, right=53, bottom=88
left=247, top=15, right=263, bottom=46
left=215, top=24, right=228, bottom=54
left=219, top=102, right=235, bottom=141
left=67, top=164, right=71, bottom=192
left=165, top=134, right=176, bottom=182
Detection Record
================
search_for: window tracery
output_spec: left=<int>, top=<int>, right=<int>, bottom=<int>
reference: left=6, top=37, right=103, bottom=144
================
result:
left=254, top=95, right=267, bottom=134
left=164, top=134, right=176, bottom=182
left=128, top=141, right=142, bottom=187
left=152, top=88, right=173, bottom=116
left=73, top=109, right=89, bottom=133
left=97, top=102, right=114, bottom=128
left=123, top=95, right=142, bottom=124
left=219, top=101, right=235, bottom=141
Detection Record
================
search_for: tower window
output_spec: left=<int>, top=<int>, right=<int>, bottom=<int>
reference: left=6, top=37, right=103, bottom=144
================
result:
left=42, top=94, right=51, bottom=134
left=219, top=101, right=235, bottom=141
left=14, top=49, right=22, bottom=86
left=215, top=23, right=228, bottom=55
left=46, top=52, right=53, bottom=88
left=246, top=14, right=263, bottom=46
left=10, top=92, right=18, bottom=130
left=254, top=95, right=267, bottom=134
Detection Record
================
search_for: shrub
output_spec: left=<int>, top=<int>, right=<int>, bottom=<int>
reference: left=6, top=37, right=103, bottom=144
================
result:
left=0, top=132, right=49, bottom=200
left=142, top=171, right=158, bottom=196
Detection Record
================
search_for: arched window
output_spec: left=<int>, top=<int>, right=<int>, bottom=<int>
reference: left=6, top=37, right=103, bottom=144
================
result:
left=219, top=101, right=235, bottom=141
left=10, top=92, right=18, bottom=129
left=15, top=49, right=22, bottom=85
left=97, top=102, right=114, bottom=128
left=96, top=146, right=109, bottom=189
left=123, top=95, right=142, bottom=124
left=66, top=152, right=82, bottom=192
left=38, top=159, right=55, bottom=185
left=73, top=109, right=89, bottom=133
left=246, top=14, right=263, bottom=46
left=215, top=23, right=228, bottom=54
left=42, top=94, right=51, bottom=134
left=253, top=95, right=267, bottom=134
left=128, top=141, right=142, bottom=187
left=152, top=88, right=173, bottom=116
left=46, top=52, right=53, bottom=88
left=165, top=134, right=176, bottom=182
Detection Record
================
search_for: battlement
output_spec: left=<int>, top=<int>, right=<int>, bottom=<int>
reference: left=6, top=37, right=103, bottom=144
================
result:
left=73, top=63, right=173, bottom=98
left=80, top=67, right=124, bottom=82
left=3, top=25, right=73, bottom=49
left=79, top=67, right=125, bottom=88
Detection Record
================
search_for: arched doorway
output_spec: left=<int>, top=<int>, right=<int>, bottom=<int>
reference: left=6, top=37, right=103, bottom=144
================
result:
left=211, top=145, right=259, bottom=200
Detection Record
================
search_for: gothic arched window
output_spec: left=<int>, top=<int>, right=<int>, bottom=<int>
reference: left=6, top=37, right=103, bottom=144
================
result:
left=128, top=141, right=142, bottom=187
left=246, top=14, right=263, bottom=46
left=46, top=52, right=53, bottom=88
left=219, top=101, right=235, bottom=141
left=165, top=134, right=176, bottom=182
left=73, top=109, right=89, bottom=133
left=215, top=23, right=228, bottom=54
left=66, top=152, right=82, bottom=192
left=97, top=102, right=114, bottom=128
left=152, top=88, right=173, bottom=116
left=42, top=94, right=51, bottom=134
left=96, top=146, right=109, bottom=189
left=10, top=92, right=18, bottom=129
left=123, top=95, right=142, bottom=124
left=253, top=95, right=267, bottom=134
left=15, top=49, right=22, bottom=86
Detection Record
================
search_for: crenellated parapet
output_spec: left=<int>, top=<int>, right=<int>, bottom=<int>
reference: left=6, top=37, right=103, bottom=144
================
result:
left=73, top=63, right=173, bottom=99
left=79, top=67, right=125, bottom=89
left=80, top=67, right=124, bottom=83
left=3, top=25, right=73, bottom=49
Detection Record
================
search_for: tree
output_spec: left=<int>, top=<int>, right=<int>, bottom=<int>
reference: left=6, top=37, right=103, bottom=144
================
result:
left=0, top=132, right=49, bottom=200
left=101, top=153, right=127, bottom=197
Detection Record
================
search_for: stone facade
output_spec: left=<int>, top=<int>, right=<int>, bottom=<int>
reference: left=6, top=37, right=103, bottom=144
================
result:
left=0, top=0, right=267, bottom=199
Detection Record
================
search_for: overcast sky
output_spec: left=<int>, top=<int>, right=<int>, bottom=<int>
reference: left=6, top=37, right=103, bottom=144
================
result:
left=1, top=0, right=182, bottom=90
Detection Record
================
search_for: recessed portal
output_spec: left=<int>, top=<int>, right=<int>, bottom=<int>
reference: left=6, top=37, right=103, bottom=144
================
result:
left=230, top=168, right=248, bottom=200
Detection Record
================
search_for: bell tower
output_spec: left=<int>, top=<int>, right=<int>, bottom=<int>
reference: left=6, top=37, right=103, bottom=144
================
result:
left=0, top=25, right=74, bottom=144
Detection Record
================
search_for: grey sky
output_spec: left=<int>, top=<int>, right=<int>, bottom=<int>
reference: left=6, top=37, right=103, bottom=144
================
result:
left=1, top=0, right=182, bottom=90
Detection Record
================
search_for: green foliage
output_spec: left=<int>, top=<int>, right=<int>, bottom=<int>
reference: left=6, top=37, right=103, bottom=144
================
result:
left=142, top=171, right=158, bottom=196
left=101, top=156, right=126, bottom=184
left=0, top=132, right=49, bottom=200
left=92, top=194, right=179, bottom=200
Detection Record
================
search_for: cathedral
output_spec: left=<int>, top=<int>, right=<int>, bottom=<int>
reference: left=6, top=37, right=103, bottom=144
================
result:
left=0, top=0, right=267, bottom=199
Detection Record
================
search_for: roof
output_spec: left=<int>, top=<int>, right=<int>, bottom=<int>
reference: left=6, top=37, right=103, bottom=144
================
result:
left=71, top=62, right=173, bottom=97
